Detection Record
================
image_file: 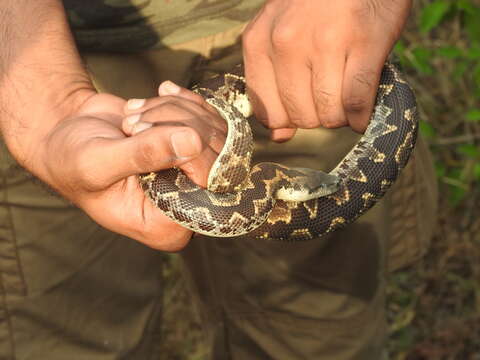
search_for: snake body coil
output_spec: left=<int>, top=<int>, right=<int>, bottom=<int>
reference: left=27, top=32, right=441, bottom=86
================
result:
left=140, top=63, right=418, bottom=241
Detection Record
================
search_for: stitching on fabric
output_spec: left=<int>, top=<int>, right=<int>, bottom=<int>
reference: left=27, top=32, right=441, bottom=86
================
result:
left=5, top=187, right=27, bottom=298
left=0, top=164, right=25, bottom=358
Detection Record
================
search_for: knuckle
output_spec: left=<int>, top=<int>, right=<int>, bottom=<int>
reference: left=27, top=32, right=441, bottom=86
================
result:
left=147, top=100, right=191, bottom=123
left=315, top=107, right=347, bottom=129
left=135, top=139, right=158, bottom=169
left=280, top=87, right=301, bottom=114
left=261, top=115, right=288, bottom=130
left=289, top=115, right=318, bottom=129
left=303, top=119, right=320, bottom=129
left=353, top=0, right=381, bottom=20
left=242, top=27, right=263, bottom=56
left=353, top=69, right=376, bottom=89
left=312, top=86, right=347, bottom=128
left=343, top=69, right=377, bottom=113
left=160, top=98, right=181, bottom=109
left=242, top=26, right=255, bottom=46
left=313, top=88, right=335, bottom=116
left=353, top=0, right=407, bottom=34
left=271, top=25, right=297, bottom=49
left=260, top=111, right=289, bottom=130
left=343, top=96, right=369, bottom=113
left=278, top=85, right=319, bottom=129
left=321, top=116, right=347, bottom=129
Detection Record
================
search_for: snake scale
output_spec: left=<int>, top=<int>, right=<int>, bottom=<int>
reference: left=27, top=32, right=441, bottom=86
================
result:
left=139, top=63, right=418, bottom=241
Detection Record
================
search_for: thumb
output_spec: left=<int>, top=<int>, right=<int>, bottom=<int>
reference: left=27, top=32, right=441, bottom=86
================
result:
left=86, top=125, right=203, bottom=187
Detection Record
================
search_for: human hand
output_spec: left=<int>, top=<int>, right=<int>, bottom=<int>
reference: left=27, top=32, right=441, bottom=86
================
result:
left=242, top=0, right=412, bottom=141
left=1, top=0, right=228, bottom=251
left=33, top=84, right=225, bottom=251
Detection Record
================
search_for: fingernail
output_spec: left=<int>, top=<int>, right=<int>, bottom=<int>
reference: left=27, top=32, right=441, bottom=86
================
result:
left=132, top=121, right=152, bottom=134
left=160, top=80, right=181, bottom=96
left=170, top=130, right=200, bottom=159
left=126, top=113, right=142, bottom=126
left=126, top=98, right=146, bottom=110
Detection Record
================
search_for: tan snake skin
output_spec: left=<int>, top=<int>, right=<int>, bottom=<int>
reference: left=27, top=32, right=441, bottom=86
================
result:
left=139, top=63, right=418, bottom=241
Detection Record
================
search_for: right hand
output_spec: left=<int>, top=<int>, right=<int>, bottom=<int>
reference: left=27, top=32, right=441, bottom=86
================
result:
left=32, top=84, right=226, bottom=251
left=242, top=0, right=412, bottom=141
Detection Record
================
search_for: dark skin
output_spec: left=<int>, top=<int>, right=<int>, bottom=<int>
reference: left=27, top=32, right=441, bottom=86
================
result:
left=0, top=0, right=411, bottom=251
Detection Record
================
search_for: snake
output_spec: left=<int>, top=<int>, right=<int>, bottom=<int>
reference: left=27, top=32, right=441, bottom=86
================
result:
left=139, top=62, right=418, bottom=241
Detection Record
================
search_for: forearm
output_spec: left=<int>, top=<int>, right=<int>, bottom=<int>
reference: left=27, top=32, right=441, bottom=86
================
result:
left=0, top=0, right=95, bottom=168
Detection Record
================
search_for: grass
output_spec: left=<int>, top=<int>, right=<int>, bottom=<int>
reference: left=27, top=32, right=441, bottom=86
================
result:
left=160, top=1, right=480, bottom=358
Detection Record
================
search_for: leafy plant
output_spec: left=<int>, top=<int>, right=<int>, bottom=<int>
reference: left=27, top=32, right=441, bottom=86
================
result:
left=388, top=1, right=480, bottom=359
left=394, top=0, right=480, bottom=206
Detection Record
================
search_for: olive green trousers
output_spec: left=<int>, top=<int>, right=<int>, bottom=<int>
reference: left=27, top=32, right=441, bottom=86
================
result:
left=0, top=24, right=437, bottom=359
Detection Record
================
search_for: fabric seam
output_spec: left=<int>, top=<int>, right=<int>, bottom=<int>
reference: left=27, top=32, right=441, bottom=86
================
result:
left=0, top=167, right=27, bottom=359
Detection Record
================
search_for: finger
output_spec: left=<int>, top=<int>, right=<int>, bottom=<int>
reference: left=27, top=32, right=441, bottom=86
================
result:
left=129, top=125, right=203, bottom=171
left=270, top=128, right=297, bottom=142
left=178, top=148, right=218, bottom=188
left=124, top=82, right=207, bottom=117
left=244, top=57, right=290, bottom=129
left=342, top=48, right=385, bottom=133
left=125, top=94, right=204, bottom=119
left=122, top=96, right=226, bottom=139
left=273, top=59, right=319, bottom=129
left=311, top=50, right=348, bottom=129
left=243, top=23, right=290, bottom=130
left=158, top=80, right=206, bottom=106
left=81, top=125, right=204, bottom=188
left=158, top=80, right=224, bottom=121
left=84, top=175, right=194, bottom=252
left=124, top=100, right=227, bottom=157
left=129, top=117, right=220, bottom=188
left=132, top=215, right=193, bottom=252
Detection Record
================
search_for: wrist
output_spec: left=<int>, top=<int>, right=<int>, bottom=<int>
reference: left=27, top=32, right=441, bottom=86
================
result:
left=0, top=0, right=97, bottom=171
left=1, top=76, right=97, bottom=173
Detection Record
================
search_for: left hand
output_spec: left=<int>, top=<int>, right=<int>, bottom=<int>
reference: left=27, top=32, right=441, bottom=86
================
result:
left=242, top=0, right=412, bottom=141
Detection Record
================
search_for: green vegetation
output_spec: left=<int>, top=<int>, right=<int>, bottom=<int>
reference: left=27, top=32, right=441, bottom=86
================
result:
left=389, top=0, right=480, bottom=358
left=395, top=0, right=480, bottom=206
